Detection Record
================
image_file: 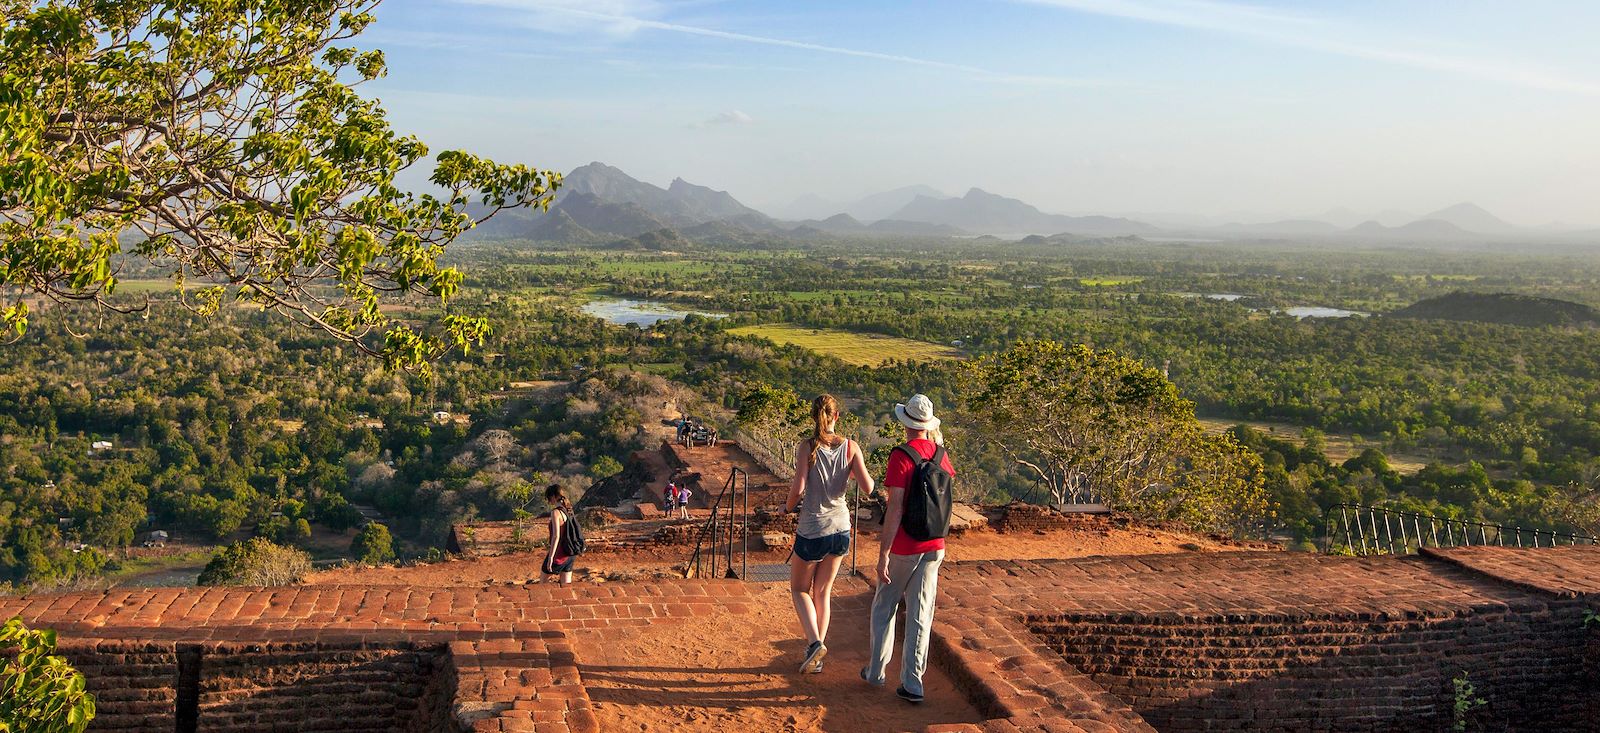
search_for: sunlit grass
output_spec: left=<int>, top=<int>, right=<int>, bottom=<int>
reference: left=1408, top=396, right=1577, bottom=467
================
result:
left=728, top=323, right=962, bottom=367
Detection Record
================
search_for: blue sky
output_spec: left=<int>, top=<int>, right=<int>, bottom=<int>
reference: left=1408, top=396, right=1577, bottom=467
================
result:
left=362, top=1, right=1600, bottom=225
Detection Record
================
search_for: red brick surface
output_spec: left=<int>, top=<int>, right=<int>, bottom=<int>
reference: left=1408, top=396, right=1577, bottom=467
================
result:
left=935, top=548, right=1600, bottom=732
left=4, top=581, right=753, bottom=732
left=8, top=547, right=1599, bottom=731
left=1423, top=544, right=1600, bottom=598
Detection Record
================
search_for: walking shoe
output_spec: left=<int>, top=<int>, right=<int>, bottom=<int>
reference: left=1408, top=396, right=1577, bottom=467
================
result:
left=800, top=641, right=827, bottom=673
left=896, top=686, right=924, bottom=704
left=860, top=667, right=884, bottom=687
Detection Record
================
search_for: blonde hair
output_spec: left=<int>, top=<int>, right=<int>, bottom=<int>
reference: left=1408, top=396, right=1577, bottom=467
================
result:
left=810, top=394, right=843, bottom=465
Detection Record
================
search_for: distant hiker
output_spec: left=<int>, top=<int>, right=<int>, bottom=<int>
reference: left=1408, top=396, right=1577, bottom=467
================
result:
left=542, top=484, right=580, bottom=585
left=676, top=482, right=692, bottom=520
left=786, top=394, right=874, bottom=674
left=664, top=480, right=678, bottom=518
left=675, top=418, right=687, bottom=443
left=863, top=394, right=955, bottom=704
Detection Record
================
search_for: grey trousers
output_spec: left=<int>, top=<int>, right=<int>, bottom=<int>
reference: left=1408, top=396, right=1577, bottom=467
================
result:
left=865, top=549, right=944, bottom=696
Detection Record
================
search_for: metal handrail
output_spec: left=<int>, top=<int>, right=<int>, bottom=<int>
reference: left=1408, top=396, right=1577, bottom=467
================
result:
left=1321, top=502, right=1598, bottom=556
left=688, top=467, right=748, bottom=579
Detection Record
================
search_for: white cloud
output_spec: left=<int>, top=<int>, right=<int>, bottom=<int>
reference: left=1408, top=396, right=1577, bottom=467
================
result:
left=1014, top=0, right=1600, bottom=96
left=699, top=110, right=754, bottom=127
left=455, top=0, right=1110, bottom=87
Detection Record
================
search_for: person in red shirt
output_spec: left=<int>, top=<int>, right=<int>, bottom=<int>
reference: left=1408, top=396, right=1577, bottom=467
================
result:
left=861, top=394, right=953, bottom=704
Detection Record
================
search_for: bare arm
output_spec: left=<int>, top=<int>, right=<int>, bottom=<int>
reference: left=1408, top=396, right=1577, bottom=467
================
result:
left=786, top=441, right=811, bottom=513
left=848, top=440, right=875, bottom=496
left=546, top=510, right=562, bottom=564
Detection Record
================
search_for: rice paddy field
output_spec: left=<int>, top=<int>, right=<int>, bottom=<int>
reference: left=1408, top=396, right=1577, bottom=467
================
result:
left=727, top=323, right=963, bottom=367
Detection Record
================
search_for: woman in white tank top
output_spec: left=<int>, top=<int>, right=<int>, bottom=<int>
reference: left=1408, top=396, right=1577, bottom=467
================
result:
left=785, top=394, right=875, bottom=674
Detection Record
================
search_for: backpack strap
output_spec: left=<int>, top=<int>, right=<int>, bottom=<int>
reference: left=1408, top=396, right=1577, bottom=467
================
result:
left=929, top=445, right=946, bottom=473
left=894, top=443, right=928, bottom=467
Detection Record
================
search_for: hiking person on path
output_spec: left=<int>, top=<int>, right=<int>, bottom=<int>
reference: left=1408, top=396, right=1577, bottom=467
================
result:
left=863, top=394, right=955, bottom=704
left=786, top=394, right=874, bottom=674
left=664, top=479, right=677, bottom=518
left=676, top=481, right=692, bottom=520
left=542, top=484, right=578, bottom=585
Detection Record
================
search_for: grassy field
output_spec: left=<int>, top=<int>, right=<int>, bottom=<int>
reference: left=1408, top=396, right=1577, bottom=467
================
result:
left=728, top=324, right=962, bottom=367
left=1079, top=276, right=1145, bottom=286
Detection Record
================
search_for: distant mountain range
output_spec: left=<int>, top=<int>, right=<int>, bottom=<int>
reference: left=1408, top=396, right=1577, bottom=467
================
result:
left=464, top=161, right=1590, bottom=245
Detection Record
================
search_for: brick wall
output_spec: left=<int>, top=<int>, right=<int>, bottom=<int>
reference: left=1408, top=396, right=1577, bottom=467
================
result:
left=196, top=642, right=446, bottom=732
left=55, top=641, right=451, bottom=733
left=58, top=640, right=179, bottom=732
left=1030, top=604, right=1591, bottom=732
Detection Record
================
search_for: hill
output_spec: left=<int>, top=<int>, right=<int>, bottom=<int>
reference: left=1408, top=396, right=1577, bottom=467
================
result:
left=889, top=187, right=1159, bottom=237
left=1389, top=291, right=1600, bottom=327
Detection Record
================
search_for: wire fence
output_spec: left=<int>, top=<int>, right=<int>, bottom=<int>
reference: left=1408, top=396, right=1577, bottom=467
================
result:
left=1322, top=503, right=1598, bottom=556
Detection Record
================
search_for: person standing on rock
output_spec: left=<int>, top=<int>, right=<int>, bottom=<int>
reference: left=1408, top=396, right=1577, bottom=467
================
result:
left=863, top=394, right=955, bottom=704
left=786, top=394, right=874, bottom=674
left=542, top=484, right=577, bottom=585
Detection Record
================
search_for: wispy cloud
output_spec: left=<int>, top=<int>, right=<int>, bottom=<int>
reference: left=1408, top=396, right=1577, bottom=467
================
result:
left=1014, top=0, right=1600, bottom=96
left=455, top=0, right=1111, bottom=87
left=697, top=109, right=754, bottom=127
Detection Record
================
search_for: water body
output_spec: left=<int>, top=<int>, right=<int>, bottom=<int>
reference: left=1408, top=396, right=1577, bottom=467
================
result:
left=581, top=298, right=725, bottom=327
left=1278, top=306, right=1368, bottom=319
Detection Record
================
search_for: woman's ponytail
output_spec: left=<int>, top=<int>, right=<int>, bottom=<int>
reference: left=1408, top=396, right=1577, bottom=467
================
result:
left=810, top=394, right=841, bottom=465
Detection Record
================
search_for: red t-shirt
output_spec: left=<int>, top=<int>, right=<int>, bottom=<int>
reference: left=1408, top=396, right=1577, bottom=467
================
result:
left=884, top=439, right=956, bottom=555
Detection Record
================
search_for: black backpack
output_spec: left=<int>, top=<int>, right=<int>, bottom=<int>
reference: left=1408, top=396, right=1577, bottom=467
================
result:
left=559, top=509, right=587, bottom=556
left=896, top=444, right=954, bottom=541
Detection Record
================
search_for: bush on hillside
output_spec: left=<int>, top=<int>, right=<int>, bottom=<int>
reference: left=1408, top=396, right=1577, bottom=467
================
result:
left=351, top=523, right=395, bottom=565
left=197, top=538, right=312, bottom=586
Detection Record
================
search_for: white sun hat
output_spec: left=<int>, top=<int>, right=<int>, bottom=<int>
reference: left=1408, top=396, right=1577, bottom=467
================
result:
left=894, top=394, right=941, bottom=431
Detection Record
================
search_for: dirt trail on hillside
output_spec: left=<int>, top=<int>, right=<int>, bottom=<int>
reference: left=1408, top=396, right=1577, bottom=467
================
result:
left=568, top=581, right=982, bottom=732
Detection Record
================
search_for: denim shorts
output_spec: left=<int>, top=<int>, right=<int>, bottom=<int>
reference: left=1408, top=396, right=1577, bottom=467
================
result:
left=794, top=531, right=850, bottom=562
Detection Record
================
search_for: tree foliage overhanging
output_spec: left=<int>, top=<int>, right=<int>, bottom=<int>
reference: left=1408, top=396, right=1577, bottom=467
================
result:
left=0, top=0, right=558, bottom=369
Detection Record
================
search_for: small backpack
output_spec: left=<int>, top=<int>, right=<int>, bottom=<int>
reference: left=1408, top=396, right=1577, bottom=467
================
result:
left=559, top=509, right=587, bottom=556
left=896, top=444, right=954, bottom=541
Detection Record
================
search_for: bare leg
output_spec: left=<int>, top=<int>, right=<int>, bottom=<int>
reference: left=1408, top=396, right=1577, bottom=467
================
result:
left=789, top=555, right=821, bottom=644
left=811, top=553, right=845, bottom=642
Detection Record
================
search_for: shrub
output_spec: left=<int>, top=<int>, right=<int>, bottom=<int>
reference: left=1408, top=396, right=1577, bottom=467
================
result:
left=0, top=618, right=96, bottom=733
left=351, top=523, right=395, bottom=565
left=197, top=538, right=312, bottom=586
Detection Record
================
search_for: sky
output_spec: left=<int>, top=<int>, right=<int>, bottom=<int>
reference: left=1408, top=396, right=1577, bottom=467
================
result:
left=362, top=0, right=1600, bottom=226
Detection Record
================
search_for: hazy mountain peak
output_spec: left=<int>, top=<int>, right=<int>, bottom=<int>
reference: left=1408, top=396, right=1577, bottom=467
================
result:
left=1420, top=202, right=1514, bottom=232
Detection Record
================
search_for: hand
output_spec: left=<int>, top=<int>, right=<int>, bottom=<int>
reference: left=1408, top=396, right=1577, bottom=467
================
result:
left=876, top=556, right=891, bottom=585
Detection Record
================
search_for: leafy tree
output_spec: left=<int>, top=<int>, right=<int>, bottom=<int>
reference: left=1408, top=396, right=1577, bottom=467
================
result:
left=588, top=455, right=623, bottom=481
left=312, top=493, right=364, bottom=532
left=0, top=0, right=558, bottom=368
left=734, top=382, right=806, bottom=465
left=959, top=340, right=1266, bottom=532
left=350, top=521, right=393, bottom=564
left=196, top=537, right=311, bottom=586
left=0, top=618, right=95, bottom=733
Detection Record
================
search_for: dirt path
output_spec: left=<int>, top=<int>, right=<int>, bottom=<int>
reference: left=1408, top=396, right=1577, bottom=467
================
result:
left=569, top=580, right=981, bottom=732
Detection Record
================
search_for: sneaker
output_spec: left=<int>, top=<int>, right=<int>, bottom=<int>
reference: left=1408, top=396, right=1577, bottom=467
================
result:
left=895, top=686, right=924, bottom=704
left=800, top=641, right=827, bottom=673
left=859, top=667, right=884, bottom=687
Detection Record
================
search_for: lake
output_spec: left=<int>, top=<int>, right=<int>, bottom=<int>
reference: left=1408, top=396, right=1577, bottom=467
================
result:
left=581, top=298, right=725, bottom=327
left=1279, top=306, right=1368, bottom=319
